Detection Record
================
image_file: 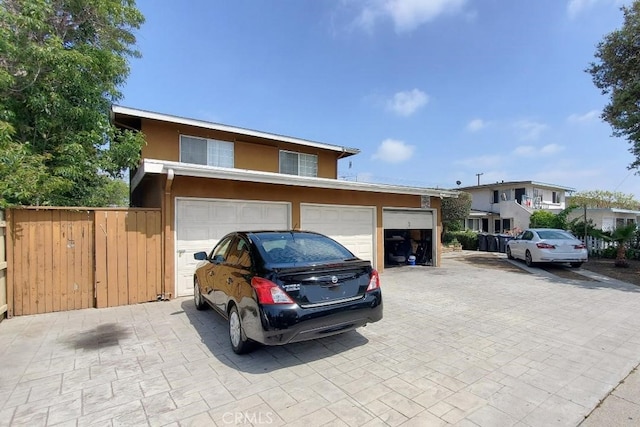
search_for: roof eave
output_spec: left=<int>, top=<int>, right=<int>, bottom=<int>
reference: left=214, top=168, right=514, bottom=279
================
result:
left=131, top=159, right=460, bottom=198
left=112, top=105, right=360, bottom=157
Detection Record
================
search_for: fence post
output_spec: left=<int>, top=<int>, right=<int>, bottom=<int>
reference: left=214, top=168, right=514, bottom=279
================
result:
left=0, top=210, right=6, bottom=319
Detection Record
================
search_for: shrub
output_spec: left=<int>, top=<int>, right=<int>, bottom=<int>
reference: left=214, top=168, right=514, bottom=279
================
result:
left=449, top=230, right=479, bottom=250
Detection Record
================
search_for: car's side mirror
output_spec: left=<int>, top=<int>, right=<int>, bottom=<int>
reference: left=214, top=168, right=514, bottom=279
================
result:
left=193, top=251, right=207, bottom=261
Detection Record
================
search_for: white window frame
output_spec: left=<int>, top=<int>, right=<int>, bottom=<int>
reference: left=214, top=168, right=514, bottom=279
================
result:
left=179, top=135, right=234, bottom=168
left=279, top=150, right=318, bottom=177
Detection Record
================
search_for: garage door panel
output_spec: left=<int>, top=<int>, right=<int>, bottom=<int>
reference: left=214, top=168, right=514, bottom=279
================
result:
left=176, top=199, right=290, bottom=297
left=383, top=210, right=433, bottom=229
left=301, top=204, right=375, bottom=265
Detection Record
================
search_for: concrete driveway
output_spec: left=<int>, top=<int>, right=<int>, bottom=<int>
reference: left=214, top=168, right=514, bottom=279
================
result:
left=2, top=252, right=640, bottom=426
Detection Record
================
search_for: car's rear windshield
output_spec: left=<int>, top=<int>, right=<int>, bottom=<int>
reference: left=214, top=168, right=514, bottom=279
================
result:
left=536, top=230, right=575, bottom=240
left=253, top=232, right=356, bottom=264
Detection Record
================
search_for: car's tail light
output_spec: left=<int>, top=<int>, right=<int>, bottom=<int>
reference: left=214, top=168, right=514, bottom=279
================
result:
left=574, top=244, right=586, bottom=249
left=366, top=269, right=380, bottom=292
left=251, top=277, right=294, bottom=304
left=536, top=243, right=556, bottom=249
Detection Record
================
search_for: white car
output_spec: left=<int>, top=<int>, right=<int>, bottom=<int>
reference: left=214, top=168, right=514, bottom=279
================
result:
left=506, top=228, right=588, bottom=268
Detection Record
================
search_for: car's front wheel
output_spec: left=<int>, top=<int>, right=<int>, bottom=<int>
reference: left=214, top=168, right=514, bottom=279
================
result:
left=525, top=250, right=535, bottom=267
left=194, top=279, right=206, bottom=310
left=229, top=306, right=254, bottom=354
left=506, top=247, right=514, bottom=260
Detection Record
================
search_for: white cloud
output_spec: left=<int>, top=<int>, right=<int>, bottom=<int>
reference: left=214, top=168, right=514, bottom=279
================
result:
left=466, top=118, right=486, bottom=132
left=567, top=110, right=600, bottom=123
left=353, top=0, right=468, bottom=33
left=513, top=119, right=549, bottom=141
left=387, top=89, right=428, bottom=116
left=372, top=139, right=415, bottom=163
left=540, top=144, right=564, bottom=155
left=567, top=0, right=600, bottom=19
left=513, top=144, right=565, bottom=157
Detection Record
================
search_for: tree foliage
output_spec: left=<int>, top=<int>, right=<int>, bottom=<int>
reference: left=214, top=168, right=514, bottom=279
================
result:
left=0, top=0, right=145, bottom=207
left=568, top=190, right=640, bottom=210
left=596, top=223, right=638, bottom=267
left=587, top=1, right=640, bottom=172
left=441, top=192, right=471, bottom=242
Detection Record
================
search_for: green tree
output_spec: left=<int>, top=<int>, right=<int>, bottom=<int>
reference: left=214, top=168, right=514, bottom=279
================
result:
left=587, top=1, right=640, bottom=172
left=529, top=210, right=558, bottom=228
left=568, top=190, right=640, bottom=210
left=441, top=191, right=471, bottom=242
left=0, top=0, right=145, bottom=207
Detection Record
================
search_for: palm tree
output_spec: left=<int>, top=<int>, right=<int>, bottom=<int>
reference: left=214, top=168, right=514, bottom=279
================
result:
left=608, top=224, right=638, bottom=268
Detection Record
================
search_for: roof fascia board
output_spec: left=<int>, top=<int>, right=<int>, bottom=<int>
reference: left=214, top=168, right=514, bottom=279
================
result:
left=136, top=159, right=459, bottom=198
left=112, top=105, right=359, bottom=156
left=459, top=181, right=576, bottom=192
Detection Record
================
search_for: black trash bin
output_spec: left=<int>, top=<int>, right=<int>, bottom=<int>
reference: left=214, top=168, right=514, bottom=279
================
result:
left=487, top=234, right=498, bottom=252
left=478, top=233, right=488, bottom=251
left=497, top=234, right=513, bottom=253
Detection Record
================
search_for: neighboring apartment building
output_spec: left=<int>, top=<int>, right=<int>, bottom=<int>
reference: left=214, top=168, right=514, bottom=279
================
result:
left=457, top=180, right=574, bottom=234
left=566, top=207, right=639, bottom=232
left=111, top=106, right=458, bottom=298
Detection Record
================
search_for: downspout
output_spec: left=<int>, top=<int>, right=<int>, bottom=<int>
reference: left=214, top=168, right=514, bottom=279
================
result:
left=161, top=169, right=175, bottom=300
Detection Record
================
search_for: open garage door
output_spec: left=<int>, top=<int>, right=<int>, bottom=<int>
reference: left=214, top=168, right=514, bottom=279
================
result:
left=383, top=209, right=435, bottom=267
left=175, top=198, right=290, bottom=297
left=300, top=204, right=376, bottom=266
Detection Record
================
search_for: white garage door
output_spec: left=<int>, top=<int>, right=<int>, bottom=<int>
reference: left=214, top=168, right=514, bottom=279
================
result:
left=383, top=209, right=433, bottom=229
left=300, top=204, right=375, bottom=266
left=175, top=198, right=290, bottom=297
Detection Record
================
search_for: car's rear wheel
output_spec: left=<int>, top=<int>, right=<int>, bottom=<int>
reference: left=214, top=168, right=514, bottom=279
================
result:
left=194, top=279, right=206, bottom=310
left=525, top=250, right=535, bottom=267
left=570, top=262, right=583, bottom=268
left=506, top=247, right=514, bottom=260
left=229, top=306, right=253, bottom=354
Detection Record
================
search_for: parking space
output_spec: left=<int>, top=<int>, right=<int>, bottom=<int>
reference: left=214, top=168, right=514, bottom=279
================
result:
left=2, top=254, right=640, bottom=426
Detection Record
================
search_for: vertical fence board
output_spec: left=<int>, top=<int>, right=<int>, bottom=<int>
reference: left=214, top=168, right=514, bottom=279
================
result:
left=136, top=212, right=147, bottom=303
left=126, top=212, right=139, bottom=305
left=106, top=212, right=119, bottom=308
left=150, top=212, right=162, bottom=298
left=44, top=211, right=53, bottom=313
left=35, top=211, right=46, bottom=314
left=51, top=210, right=62, bottom=313
left=26, top=211, right=36, bottom=315
left=95, top=212, right=108, bottom=308
left=0, top=210, right=6, bottom=317
left=59, top=210, right=69, bottom=312
left=116, top=212, right=128, bottom=306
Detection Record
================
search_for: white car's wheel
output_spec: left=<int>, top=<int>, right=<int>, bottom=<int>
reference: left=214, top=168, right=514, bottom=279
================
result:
left=525, top=250, right=535, bottom=267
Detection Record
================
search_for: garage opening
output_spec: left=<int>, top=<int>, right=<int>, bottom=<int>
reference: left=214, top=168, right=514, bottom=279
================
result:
left=383, top=209, right=434, bottom=268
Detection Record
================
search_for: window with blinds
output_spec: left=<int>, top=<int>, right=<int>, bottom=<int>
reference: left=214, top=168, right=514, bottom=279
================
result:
left=180, top=135, right=234, bottom=168
left=279, top=150, right=317, bottom=177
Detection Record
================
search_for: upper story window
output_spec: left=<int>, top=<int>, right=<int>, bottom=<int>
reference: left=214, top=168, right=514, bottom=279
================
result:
left=279, top=150, right=317, bottom=177
left=180, top=135, right=234, bottom=168
left=552, top=191, right=561, bottom=204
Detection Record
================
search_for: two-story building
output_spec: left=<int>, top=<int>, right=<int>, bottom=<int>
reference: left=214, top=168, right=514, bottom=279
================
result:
left=112, top=106, right=458, bottom=298
left=458, top=180, right=575, bottom=234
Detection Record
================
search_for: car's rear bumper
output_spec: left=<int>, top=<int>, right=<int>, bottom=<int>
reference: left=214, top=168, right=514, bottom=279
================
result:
left=538, top=257, right=588, bottom=263
left=243, top=290, right=383, bottom=345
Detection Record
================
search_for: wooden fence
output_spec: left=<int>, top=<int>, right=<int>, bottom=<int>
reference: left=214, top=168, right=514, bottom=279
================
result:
left=6, top=208, right=162, bottom=317
left=0, top=210, right=6, bottom=319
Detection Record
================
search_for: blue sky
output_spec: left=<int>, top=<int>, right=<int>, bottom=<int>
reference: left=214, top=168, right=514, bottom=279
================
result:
left=121, top=0, right=640, bottom=199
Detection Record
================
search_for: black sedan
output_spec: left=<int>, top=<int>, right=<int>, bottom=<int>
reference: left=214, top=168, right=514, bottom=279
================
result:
left=193, top=231, right=383, bottom=354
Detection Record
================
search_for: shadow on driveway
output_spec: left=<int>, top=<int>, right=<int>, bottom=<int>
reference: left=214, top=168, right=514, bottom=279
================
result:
left=178, top=299, right=371, bottom=374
